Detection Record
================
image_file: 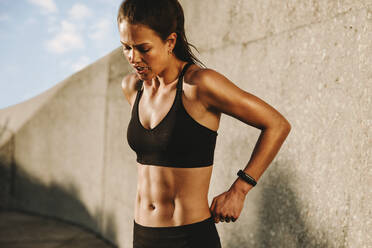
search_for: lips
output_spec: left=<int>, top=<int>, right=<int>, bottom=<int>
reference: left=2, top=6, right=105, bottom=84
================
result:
left=133, top=65, right=150, bottom=74
left=134, top=66, right=149, bottom=74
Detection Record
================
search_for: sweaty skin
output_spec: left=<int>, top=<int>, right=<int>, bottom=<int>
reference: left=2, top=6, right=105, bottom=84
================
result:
left=123, top=64, right=221, bottom=227
left=135, top=164, right=213, bottom=227
left=119, top=19, right=291, bottom=227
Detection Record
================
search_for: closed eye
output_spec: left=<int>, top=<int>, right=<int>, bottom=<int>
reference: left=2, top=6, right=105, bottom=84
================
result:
left=122, top=45, right=150, bottom=54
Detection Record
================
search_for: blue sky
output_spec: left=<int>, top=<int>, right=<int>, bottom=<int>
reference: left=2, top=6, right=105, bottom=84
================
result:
left=0, top=0, right=124, bottom=109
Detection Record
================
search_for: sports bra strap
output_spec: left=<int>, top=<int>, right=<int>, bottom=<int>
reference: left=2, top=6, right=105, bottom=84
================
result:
left=177, top=62, right=193, bottom=91
left=139, top=80, right=144, bottom=91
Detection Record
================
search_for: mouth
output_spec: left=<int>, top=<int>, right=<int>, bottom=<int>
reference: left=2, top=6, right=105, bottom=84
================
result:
left=134, top=65, right=150, bottom=74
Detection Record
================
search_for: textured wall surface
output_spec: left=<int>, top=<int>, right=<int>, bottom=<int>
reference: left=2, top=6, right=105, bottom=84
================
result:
left=178, top=0, right=372, bottom=247
left=0, top=49, right=130, bottom=247
left=0, top=1, right=371, bottom=248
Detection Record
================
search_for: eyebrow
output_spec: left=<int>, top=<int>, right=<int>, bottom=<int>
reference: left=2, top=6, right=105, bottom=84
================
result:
left=120, top=41, right=150, bottom=46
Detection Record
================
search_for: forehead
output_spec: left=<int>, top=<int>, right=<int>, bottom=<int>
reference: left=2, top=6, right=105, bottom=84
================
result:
left=118, top=20, right=159, bottom=45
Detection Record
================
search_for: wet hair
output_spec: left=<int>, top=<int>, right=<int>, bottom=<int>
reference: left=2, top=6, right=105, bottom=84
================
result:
left=117, top=0, right=206, bottom=68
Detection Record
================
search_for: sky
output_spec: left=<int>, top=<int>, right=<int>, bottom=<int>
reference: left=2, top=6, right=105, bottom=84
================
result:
left=0, top=0, right=124, bottom=109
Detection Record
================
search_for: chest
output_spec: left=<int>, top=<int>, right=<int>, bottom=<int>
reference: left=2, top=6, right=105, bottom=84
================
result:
left=126, top=88, right=218, bottom=167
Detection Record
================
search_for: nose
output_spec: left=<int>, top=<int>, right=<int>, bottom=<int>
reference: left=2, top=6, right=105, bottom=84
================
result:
left=128, top=49, right=140, bottom=64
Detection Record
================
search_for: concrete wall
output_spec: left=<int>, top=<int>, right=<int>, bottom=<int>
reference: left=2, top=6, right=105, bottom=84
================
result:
left=0, top=49, right=131, bottom=247
left=1, top=1, right=371, bottom=247
left=179, top=1, right=371, bottom=247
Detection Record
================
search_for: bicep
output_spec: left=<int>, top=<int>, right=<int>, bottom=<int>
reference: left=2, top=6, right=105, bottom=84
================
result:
left=197, top=69, right=288, bottom=130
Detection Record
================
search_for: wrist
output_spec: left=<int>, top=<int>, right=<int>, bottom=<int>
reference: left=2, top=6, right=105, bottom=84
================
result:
left=237, top=169, right=257, bottom=187
left=230, top=177, right=253, bottom=196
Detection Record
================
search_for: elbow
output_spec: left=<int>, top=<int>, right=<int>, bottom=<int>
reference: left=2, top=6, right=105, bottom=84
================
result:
left=266, top=117, right=291, bottom=135
left=263, top=115, right=291, bottom=135
left=279, top=118, right=291, bottom=137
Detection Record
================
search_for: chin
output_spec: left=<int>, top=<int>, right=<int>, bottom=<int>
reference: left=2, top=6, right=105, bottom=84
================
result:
left=138, top=71, right=155, bottom=80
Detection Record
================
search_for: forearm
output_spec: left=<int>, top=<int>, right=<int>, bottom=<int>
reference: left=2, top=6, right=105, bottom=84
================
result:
left=230, top=120, right=291, bottom=195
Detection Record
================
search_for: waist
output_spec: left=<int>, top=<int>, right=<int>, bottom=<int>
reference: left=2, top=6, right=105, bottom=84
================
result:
left=134, top=215, right=215, bottom=232
left=134, top=196, right=212, bottom=227
left=134, top=163, right=213, bottom=227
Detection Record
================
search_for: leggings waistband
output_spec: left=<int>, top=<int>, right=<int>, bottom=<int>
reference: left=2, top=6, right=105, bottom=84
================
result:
left=133, top=216, right=215, bottom=235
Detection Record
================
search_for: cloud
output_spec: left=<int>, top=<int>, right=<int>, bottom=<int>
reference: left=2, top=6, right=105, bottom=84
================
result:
left=46, top=20, right=84, bottom=54
left=71, top=56, right=91, bottom=72
left=27, top=0, right=57, bottom=14
left=97, top=0, right=122, bottom=7
left=24, top=17, right=38, bottom=25
left=68, top=3, right=93, bottom=20
left=0, top=13, right=10, bottom=22
left=89, top=18, right=111, bottom=41
left=46, top=16, right=58, bottom=33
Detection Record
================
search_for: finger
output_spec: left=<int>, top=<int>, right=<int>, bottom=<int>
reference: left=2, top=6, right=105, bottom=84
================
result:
left=210, top=198, right=217, bottom=212
left=210, top=207, right=217, bottom=220
left=215, top=213, right=221, bottom=223
left=231, top=217, right=236, bottom=222
left=212, top=211, right=219, bottom=223
left=213, top=216, right=218, bottom=223
left=219, top=215, right=225, bottom=222
left=225, top=217, right=231, bottom=223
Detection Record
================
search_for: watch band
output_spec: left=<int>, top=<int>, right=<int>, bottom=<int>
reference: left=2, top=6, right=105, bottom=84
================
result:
left=237, top=169, right=257, bottom=187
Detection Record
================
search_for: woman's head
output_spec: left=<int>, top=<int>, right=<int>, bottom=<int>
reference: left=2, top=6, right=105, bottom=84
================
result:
left=117, top=0, right=204, bottom=78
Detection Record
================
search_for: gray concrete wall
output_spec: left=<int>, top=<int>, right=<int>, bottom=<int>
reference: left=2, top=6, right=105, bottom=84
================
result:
left=179, top=1, right=371, bottom=247
left=0, top=48, right=131, bottom=247
left=1, top=1, right=371, bottom=247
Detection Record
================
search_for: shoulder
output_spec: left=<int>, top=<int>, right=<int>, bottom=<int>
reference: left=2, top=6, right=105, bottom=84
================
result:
left=185, top=66, right=240, bottom=110
left=184, top=65, right=221, bottom=91
left=185, top=64, right=292, bottom=130
left=121, top=72, right=142, bottom=105
left=185, top=65, right=230, bottom=91
left=121, top=72, right=142, bottom=92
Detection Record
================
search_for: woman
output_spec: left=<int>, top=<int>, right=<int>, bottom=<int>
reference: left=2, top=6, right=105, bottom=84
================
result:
left=117, top=0, right=291, bottom=247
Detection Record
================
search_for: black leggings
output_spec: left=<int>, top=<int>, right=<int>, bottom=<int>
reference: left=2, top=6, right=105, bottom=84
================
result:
left=133, top=216, right=222, bottom=248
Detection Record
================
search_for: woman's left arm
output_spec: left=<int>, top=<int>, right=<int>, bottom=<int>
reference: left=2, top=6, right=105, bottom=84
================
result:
left=195, top=68, right=291, bottom=223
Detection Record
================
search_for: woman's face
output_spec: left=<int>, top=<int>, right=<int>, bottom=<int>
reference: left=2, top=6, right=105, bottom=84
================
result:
left=118, top=19, right=171, bottom=80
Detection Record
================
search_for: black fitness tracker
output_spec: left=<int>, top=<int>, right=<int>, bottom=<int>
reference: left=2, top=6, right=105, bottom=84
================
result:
left=237, top=169, right=257, bottom=187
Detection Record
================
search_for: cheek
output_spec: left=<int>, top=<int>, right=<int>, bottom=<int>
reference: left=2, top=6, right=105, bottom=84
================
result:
left=145, top=49, right=168, bottom=67
left=147, top=48, right=166, bottom=60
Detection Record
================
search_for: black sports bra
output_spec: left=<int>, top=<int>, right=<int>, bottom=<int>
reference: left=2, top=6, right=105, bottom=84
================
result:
left=126, top=62, right=218, bottom=168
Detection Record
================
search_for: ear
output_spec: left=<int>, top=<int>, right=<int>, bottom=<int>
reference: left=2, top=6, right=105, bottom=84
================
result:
left=166, top=32, right=177, bottom=51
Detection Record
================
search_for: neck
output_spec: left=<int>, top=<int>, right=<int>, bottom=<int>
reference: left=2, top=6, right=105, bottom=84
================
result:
left=153, top=58, right=187, bottom=90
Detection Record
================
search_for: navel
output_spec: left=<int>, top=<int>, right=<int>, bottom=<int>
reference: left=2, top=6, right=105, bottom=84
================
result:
left=149, top=203, right=156, bottom=210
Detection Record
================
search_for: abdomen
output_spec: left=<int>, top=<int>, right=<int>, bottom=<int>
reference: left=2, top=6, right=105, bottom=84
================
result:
left=134, top=163, right=213, bottom=227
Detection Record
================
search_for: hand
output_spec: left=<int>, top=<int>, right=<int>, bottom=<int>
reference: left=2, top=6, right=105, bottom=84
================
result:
left=209, top=187, right=246, bottom=224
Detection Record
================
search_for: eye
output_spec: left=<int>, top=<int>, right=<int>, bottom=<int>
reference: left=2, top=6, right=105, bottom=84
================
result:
left=122, top=45, right=130, bottom=51
left=140, top=48, right=150, bottom=53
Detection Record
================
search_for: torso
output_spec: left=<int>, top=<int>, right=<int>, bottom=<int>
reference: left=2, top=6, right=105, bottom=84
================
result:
left=125, top=63, right=221, bottom=227
left=134, top=164, right=213, bottom=226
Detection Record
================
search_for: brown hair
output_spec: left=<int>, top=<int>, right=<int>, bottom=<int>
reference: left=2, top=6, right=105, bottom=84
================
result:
left=117, top=0, right=206, bottom=67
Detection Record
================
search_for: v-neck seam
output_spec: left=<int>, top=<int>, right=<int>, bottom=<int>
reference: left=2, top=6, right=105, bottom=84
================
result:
left=135, top=62, right=191, bottom=132
left=136, top=85, right=179, bottom=132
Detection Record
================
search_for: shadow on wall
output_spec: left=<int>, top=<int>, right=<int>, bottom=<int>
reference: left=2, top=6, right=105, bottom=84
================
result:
left=0, top=122, right=118, bottom=248
left=222, top=160, right=333, bottom=248
left=256, top=161, right=331, bottom=248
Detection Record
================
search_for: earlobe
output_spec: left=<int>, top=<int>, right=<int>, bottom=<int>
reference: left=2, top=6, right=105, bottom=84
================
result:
left=166, top=32, right=177, bottom=51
